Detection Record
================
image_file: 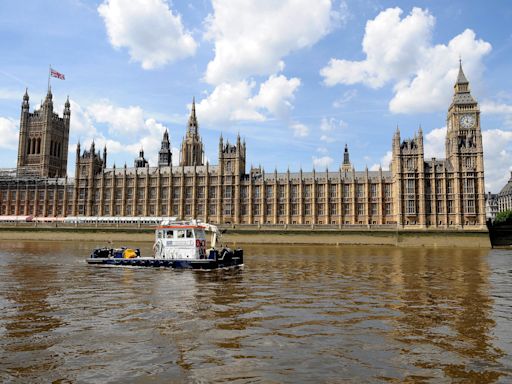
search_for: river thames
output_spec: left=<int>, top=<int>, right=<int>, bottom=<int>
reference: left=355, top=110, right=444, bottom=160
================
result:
left=0, top=241, right=511, bottom=383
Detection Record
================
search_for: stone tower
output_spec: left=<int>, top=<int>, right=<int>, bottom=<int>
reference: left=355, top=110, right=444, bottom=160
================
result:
left=179, top=98, right=204, bottom=166
left=17, top=88, right=70, bottom=178
left=158, top=129, right=172, bottom=167
left=341, top=144, right=351, bottom=172
left=445, top=61, right=486, bottom=225
left=218, top=133, right=246, bottom=176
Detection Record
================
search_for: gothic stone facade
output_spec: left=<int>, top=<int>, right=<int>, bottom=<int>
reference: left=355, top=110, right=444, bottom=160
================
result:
left=16, top=88, right=70, bottom=178
left=0, top=65, right=487, bottom=229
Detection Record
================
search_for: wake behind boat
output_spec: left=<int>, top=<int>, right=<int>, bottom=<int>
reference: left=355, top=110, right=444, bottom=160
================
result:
left=86, top=219, right=243, bottom=270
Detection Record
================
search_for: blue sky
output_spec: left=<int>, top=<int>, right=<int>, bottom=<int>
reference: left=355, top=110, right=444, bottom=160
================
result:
left=0, top=0, right=511, bottom=192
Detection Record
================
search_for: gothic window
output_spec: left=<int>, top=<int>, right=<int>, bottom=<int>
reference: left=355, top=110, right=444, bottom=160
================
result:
left=356, top=184, right=364, bottom=198
left=344, top=203, right=350, bottom=215
left=279, top=204, right=285, bottom=215
left=265, top=204, right=272, bottom=216
left=385, top=203, right=392, bottom=215
left=186, top=186, right=192, bottom=199
left=447, top=180, right=453, bottom=194
left=253, top=186, right=260, bottom=198
left=37, top=138, right=41, bottom=154
left=253, top=204, right=260, bottom=216
left=209, top=204, right=216, bottom=215
left=224, top=203, right=232, bottom=216
left=173, top=187, right=180, bottom=198
left=448, top=200, right=454, bottom=213
left=405, top=179, right=415, bottom=194
left=224, top=186, right=232, bottom=199
left=137, top=189, right=144, bottom=199
left=316, top=186, right=324, bottom=198
left=266, top=185, right=273, bottom=198
left=279, top=185, right=285, bottom=199
left=185, top=204, right=191, bottom=216
left=384, top=184, right=392, bottom=198
left=343, top=184, right=350, bottom=197
left=197, top=186, right=204, bottom=198
left=329, top=185, right=337, bottom=198
left=241, top=186, right=248, bottom=198
left=209, top=186, right=216, bottom=198
left=304, top=204, right=311, bottom=215
left=149, top=188, right=156, bottom=199
left=436, top=200, right=443, bottom=214
left=357, top=203, right=364, bottom=215
left=317, top=204, right=324, bottom=216
left=406, top=200, right=415, bottom=214
left=330, top=203, right=337, bottom=215
left=304, top=185, right=311, bottom=198
left=371, top=203, right=378, bottom=215
left=292, top=185, right=298, bottom=198
left=371, top=184, right=377, bottom=197
left=291, top=204, right=298, bottom=216
left=226, top=161, right=232, bottom=173
left=241, top=204, right=247, bottom=216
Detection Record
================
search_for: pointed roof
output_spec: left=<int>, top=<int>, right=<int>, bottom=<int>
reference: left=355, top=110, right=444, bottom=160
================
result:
left=187, top=97, right=198, bottom=135
left=456, top=59, right=469, bottom=85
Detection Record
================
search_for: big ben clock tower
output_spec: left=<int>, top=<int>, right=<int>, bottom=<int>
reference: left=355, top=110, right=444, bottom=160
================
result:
left=445, top=60, right=486, bottom=227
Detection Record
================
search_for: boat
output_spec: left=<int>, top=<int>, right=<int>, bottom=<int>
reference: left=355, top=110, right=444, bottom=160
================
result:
left=86, top=219, right=243, bottom=270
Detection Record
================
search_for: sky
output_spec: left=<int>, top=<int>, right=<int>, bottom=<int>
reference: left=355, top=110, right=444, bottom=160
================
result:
left=0, top=0, right=511, bottom=192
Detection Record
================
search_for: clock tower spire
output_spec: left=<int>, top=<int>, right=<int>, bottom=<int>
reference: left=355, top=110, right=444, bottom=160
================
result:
left=445, top=60, right=485, bottom=227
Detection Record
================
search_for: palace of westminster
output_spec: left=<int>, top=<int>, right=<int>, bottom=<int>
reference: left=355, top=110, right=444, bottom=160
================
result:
left=0, top=64, right=487, bottom=229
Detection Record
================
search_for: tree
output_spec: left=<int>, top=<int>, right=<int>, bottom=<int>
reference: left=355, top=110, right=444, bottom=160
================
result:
left=494, top=210, right=512, bottom=225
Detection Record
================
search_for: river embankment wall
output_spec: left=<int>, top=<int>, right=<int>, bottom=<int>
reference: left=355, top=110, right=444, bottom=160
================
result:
left=0, top=224, right=491, bottom=248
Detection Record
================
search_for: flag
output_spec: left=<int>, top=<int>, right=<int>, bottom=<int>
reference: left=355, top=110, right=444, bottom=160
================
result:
left=50, top=68, right=65, bottom=80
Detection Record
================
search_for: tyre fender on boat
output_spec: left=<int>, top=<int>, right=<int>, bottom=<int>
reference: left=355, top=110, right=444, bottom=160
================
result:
left=153, top=240, right=163, bottom=257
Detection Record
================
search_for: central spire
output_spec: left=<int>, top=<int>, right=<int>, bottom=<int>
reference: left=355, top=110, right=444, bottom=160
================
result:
left=188, top=97, right=198, bottom=136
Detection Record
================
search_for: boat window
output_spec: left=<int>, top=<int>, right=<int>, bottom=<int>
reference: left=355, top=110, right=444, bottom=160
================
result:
left=166, top=230, right=174, bottom=238
left=186, top=229, right=193, bottom=238
left=195, top=230, right=205, bottom=239
left=176, top=229, right=186, bottom=238
left=157, top=231, right=162, bottom=239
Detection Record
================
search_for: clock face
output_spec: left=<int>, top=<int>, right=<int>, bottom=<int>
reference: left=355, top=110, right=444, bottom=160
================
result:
left=460, top=114, right=475, bottom=129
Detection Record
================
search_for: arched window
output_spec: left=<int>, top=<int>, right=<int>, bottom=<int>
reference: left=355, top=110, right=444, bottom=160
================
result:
left=37, top=138, right=41, bottom=154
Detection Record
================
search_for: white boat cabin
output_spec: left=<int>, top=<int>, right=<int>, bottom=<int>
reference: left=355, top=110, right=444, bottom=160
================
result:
left=154, top=220, right=209, bottom=260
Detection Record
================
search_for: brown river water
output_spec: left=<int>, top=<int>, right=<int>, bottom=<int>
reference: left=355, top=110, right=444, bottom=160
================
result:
left=0, top=241, right=511, bottom=383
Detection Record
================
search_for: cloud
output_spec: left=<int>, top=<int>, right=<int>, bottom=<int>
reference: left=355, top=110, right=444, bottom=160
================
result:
left=332, top=89, right=357, bottom=108
left=250, top=75, right=301, bottom=117
left=196, top=74, right=301, bottom=123
left=87, top=101, right=145, bottom=136
left=204, top=0, right=338, bottom=84
left=312, top=155, right=333, bottom=169
left=320, top=7, right=492, bottom=114
left=481, top=101, right=512, bottom=126
left=291, top=122, right=309, bottom=137
left=370, top=150, right=392, bottom=171
left=0, top=117, right=18, bottom=150
left=482, top=129, right=512, bottom=192
left=98, top=0, right=196, bottom=69
left=424, top=126, right=446, bottom=159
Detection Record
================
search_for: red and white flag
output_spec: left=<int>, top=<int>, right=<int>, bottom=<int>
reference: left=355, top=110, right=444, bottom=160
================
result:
left=50, top=68, right=65, bottom=80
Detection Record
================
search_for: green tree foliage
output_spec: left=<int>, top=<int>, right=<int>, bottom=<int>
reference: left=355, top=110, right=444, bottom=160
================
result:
left=495, top=210, right=512, bottom=224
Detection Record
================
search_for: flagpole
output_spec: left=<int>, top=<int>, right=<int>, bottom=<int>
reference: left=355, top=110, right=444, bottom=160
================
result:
left=48, top=65, right=51, bottom=91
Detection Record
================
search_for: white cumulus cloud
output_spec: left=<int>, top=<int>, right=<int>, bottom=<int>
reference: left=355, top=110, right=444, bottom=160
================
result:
left=320, top=7, right=492, bottom=114
left=196, top=74, right=301, bottom=123
left=0, top=117, right=19, bottom=150
left=98, top=0, right=197, bottom=69
left=204, top=0, right=337, bottom=84
left=291, top=122, right=309, bottom=138
left=313, top=155, right=333, bottom=169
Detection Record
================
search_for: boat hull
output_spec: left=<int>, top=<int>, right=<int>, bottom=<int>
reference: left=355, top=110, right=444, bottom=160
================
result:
left=86, top=249, right=243, bottom=270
